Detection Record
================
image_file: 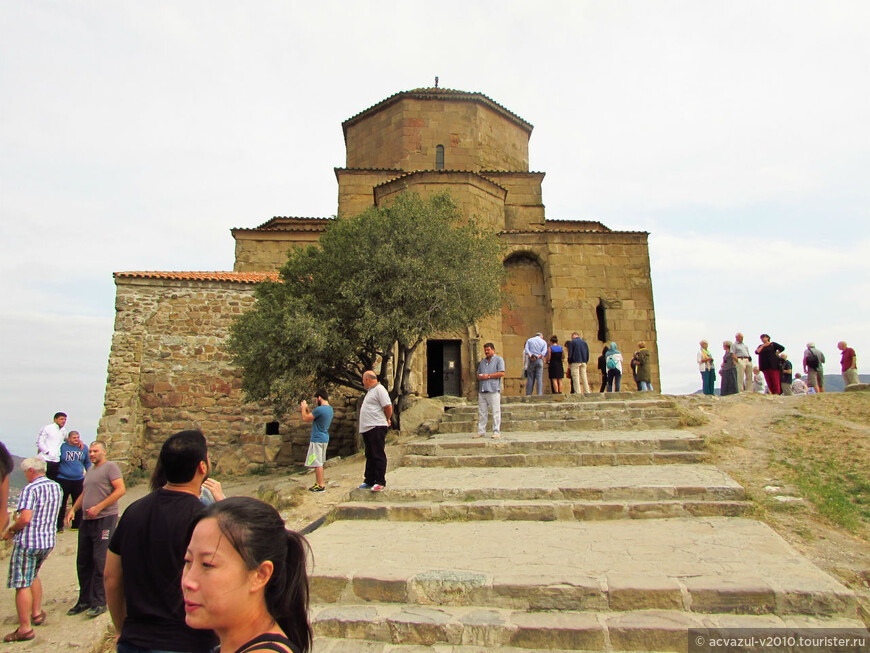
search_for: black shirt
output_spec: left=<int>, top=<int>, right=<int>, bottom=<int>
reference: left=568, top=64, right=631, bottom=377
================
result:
left=756, top=342, right=785, bottom=371
left=108, top=488, right=217, bottom=652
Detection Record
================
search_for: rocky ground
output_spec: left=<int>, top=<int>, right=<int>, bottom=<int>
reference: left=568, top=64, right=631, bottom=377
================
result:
left=1, top=390, right=866, bottom=651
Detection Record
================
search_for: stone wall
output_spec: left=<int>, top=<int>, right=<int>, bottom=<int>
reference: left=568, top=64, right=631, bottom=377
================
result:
left=336, top=169, right=398, bottom=218
left=374, top=171, right=508, bottom=231
left=233, top=221, right=327, bottom=273
left=344, top=97, right=531, bottom=173
left=98, top=275, right=358, bottom=474
left=501, top=229, right=660, bottom=393
left=399, top=228, right=660, bottom=400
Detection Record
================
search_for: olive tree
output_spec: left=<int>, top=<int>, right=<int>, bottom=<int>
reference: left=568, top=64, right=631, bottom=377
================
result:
left=227, top=191, right=505, bottom=423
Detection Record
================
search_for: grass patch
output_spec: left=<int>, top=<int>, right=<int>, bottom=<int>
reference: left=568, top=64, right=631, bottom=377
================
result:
left=769, top=409, right=870, bottom=534
left=675, top=405, right=709, bottom=428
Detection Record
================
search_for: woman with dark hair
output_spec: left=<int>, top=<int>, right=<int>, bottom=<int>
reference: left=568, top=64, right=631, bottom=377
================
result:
left=546, top=335, right=564, bottom=394
left=755, top=334, right=785, bottom=395
left=0, top=442, right=13, bottom=532
left=182, top=496, right=311, bottom=653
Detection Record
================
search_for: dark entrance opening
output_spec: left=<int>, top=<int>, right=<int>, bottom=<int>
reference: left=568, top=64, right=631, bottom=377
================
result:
left=427, top=339, right=462, bottom=397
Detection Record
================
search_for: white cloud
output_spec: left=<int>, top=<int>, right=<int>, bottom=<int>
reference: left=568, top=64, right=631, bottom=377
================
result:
left=1, top=1, right=869, bottom=438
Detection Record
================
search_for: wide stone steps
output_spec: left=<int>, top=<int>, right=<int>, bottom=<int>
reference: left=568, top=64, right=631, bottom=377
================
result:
left=311, top=607, right=867, bottom=651
left=441, top=398, right=678, bottom=417
left=437, top=399, right=681, bottom=434
left=306, top=397, right=868, bottom=650
left=340, top=465, right=745, bottom=504
left=404, top=430, right=705, bottom=461
left=333, top=498, right=751, bottom=522
left=306, top=519, right=857, bottom=620
left=438, top=415, right=680, bottom=433
left=403, top=451, right=706, bottom=468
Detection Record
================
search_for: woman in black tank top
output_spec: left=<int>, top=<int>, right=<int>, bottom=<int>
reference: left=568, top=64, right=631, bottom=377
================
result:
left=182, top=497, right=311, bottom=653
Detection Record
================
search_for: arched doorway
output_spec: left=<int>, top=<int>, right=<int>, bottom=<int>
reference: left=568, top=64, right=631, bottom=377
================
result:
left=501, top=253, right=550, bottom=396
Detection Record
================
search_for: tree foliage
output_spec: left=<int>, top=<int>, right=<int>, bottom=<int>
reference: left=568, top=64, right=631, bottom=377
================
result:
left=227, top=192, right=505, bottom=420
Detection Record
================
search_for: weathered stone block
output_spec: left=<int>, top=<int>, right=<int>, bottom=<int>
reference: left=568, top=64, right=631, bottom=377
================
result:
left=607, top=573, right=684, bottom=611
left=352, top=574, right=409, bottom=603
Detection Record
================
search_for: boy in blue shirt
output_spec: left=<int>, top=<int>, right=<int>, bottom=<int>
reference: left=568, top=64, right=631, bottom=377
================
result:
left=300, top=390, right=333, bottom=492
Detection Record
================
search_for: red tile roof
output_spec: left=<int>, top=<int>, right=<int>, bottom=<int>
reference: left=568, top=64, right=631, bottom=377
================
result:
left=114, top=271, right=279, bottom=283
left=230, top=216, right=333, bottom=232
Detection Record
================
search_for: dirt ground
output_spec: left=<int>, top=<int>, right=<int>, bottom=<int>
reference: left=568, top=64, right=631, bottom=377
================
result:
left=3, top=391, right=868, bottom=651
left=671, top=391, right=870, bottom=623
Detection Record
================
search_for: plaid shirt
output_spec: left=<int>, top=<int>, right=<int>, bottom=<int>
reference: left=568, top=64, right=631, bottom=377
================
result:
left=15, top=475, right=62, bottom=550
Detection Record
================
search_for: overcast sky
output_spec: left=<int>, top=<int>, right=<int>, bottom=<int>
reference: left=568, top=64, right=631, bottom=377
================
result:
left=2, top=1, right=868, bottom=456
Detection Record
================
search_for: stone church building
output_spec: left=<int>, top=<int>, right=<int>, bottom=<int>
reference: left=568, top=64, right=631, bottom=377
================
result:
left=98, top=87, right=659, bottom=474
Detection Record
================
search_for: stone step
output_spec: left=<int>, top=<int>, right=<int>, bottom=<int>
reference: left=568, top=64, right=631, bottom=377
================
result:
left=334, top=498, right=752, bottom=522
left=437, top=416, right=681, bottom=433
left=440, top=407, right=680, bottom=424
left=306, top=518, right=857, bottom=620
left=404, top=430, right=705, bottom=458
left=402, top=450, right=706, bottom=468
left=437, top=400, right=682, bottom=433
left=442, top=398, right=678, bottom=417
left=312, top=608, right=868, bottom=651
left=495, top=394, right=675, bottom=404
left=342, top=465, right=746, bottom=503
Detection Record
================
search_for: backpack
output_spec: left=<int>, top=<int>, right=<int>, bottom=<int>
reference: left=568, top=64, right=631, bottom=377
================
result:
left=806, top=349, right=820, bottom=370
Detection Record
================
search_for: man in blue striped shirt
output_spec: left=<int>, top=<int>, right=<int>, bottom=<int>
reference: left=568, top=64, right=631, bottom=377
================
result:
left=1, top=457, right=62, bottom=642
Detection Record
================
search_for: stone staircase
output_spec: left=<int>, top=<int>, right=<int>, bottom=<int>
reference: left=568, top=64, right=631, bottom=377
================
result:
left=437, top=396, right=682, bottom=433
left=306, top=396, right=867, bottom=652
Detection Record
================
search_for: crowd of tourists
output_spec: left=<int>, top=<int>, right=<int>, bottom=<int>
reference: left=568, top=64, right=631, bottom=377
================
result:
left=520, top=331, right=654, bottom=398
left=697, top=333, right=860, bottom=396
left=2, top=366, right=397, bottom=650
left=1, top=413, right=314, bottom=652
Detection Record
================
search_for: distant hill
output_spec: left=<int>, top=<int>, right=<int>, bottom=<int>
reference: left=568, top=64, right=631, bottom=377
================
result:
left=819, top=374, right=870, bottom=392
left=8, top=454, right=26, bottom=491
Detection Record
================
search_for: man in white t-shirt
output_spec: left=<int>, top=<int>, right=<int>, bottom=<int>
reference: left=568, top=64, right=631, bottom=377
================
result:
left=358, top=371, right=393, bottom=492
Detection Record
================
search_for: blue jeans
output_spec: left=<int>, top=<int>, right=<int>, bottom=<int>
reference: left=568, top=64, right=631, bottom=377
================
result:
left=638, top=381, right=652, bottom=391
left=525, top=358, right=544, bottom=395
left=607, top=369, right=621, bottom=392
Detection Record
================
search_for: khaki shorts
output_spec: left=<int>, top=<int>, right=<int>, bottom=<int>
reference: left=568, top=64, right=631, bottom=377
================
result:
left=305, top=441, right=327, bottom=468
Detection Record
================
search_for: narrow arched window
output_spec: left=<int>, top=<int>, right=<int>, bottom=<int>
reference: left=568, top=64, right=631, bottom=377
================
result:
left=596, top=299, right=609, bottom=343
left=435, top=144, right=444, bottom=170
